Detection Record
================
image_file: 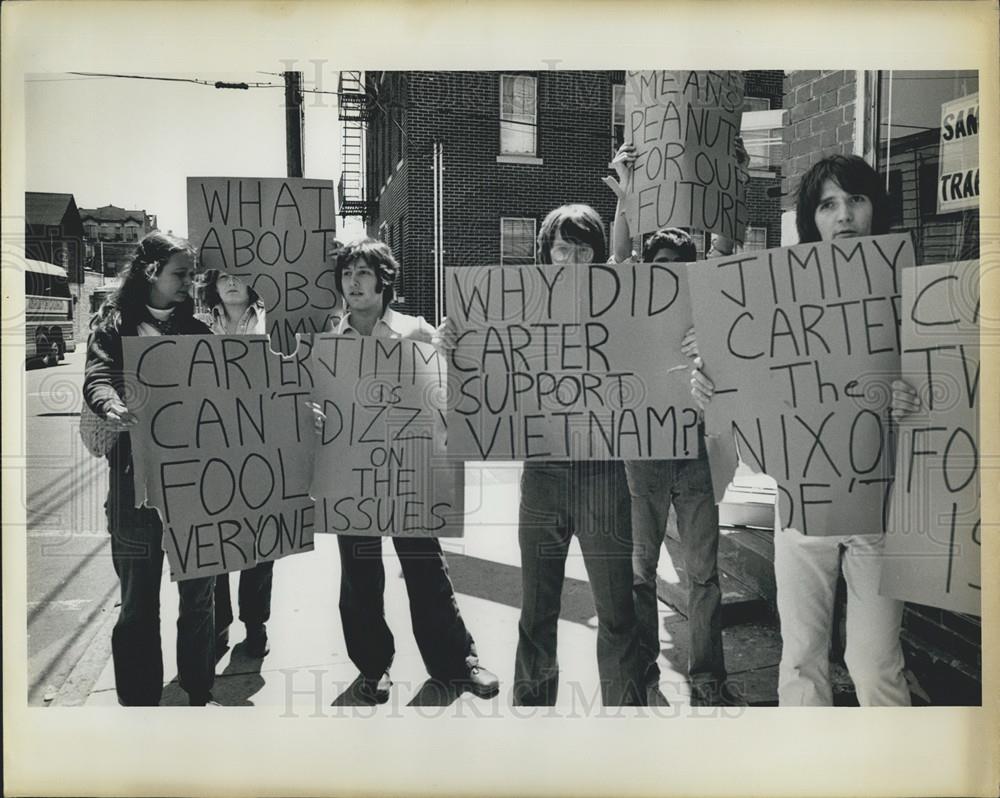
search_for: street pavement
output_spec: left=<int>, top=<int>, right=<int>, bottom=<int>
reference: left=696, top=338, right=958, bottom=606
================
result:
left=25, top=353, right=787, bottom=713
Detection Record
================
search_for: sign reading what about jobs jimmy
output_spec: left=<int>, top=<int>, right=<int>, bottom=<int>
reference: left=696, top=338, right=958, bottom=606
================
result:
left=447, top=262, right=700, bottom=461
left=688, top=234, right=915, bottom=536
left=124, top=335, right=319, bottom=580
left=623, top=70, right=748, bottom=243
left=882, top=260, right=980, bottom=615
left=309, top=334, right=464, bottom=537
left=187, top=177, right=341, bottom=355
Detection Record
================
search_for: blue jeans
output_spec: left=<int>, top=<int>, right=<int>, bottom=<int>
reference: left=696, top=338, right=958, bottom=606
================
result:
left=215, top=560, right=274, bottom=631
left=624, top=445, right=725, bottom=688
left=514, top=461, right=642, bottom=706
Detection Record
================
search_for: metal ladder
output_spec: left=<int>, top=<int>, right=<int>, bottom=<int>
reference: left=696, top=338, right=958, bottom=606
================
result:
left=338, top=71, right=374, bottom=220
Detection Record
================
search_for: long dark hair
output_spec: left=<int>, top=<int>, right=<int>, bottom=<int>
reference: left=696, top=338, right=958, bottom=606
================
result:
left=537, top=203, right=607, bottom=265
left=91, top=231, right=197, bottom=331
left=795, top=154, right=891, bottom=243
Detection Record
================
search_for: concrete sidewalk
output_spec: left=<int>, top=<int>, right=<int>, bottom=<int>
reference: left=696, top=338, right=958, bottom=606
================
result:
left=80, top=463, right=787, bottom=712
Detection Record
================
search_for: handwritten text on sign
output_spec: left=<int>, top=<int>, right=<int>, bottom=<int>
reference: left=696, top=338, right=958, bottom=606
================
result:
left=447, top=263, right=699, bottom=460
left=124, top=336, right=318, bottom=580
left=688, top=235, right=914, bottom=536
left=624, top=71, right=748, bottom=241
left=309, top=335, right=463, bottom=537
left=187, top=177, right=341, bottom=355
left=882, top=260, right=980, bottom=615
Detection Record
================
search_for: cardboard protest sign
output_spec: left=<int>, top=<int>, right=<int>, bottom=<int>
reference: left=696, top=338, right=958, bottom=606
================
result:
left=688, top=234, right=915, bottom=536
left=124, top=335, right=318, bottom=580
left=882, top=260, right=980, bottom=614
left=187, top=177, right=341, bottom=355
left=447, top=262, right=700, bottom=461
left=623, top=70, right=748, bottom=242
left=309, top=334, right=464, bottom=537
left=937, top=93, right=979, bottom=214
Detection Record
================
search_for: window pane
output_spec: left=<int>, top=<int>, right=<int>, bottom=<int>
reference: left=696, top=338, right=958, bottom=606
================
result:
left=501, top=76, right=536, bottom=155
left=501, top=218, right=535, bottom=264
left=877, top=70, right=979, bottom=264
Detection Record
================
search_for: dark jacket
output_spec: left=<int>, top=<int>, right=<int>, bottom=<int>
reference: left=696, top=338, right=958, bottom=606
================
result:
left=84, top=310, right=211, bottom=471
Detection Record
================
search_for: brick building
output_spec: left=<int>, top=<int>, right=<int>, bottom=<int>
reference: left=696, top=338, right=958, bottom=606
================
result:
left=361, top=70, right=785, bottom=323
left=79, top=204, right=158, bottom=277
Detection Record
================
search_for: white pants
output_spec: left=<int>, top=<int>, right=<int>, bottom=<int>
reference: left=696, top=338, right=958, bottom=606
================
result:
left=774, top=526, right=911, bottom=706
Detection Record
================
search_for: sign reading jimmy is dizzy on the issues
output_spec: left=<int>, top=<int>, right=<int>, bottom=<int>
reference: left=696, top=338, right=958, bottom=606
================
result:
left=446, top=262, right=700, bottom=461
left=937, top=92, right=979, bottom=214
left=187, top=177, right=341, bottom=355
left=309, top=333, right=465, bottom=538
left=687, top=234, right=915, bottom=537
left=623, top=70, right=748, bottom=243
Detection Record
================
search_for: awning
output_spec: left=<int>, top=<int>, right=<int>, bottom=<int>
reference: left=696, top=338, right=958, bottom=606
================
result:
left=24, top=259, right=69, bottom=277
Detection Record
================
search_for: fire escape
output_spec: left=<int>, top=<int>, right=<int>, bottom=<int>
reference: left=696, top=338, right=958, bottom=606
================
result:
left=338, top=71, right=378, bottom=221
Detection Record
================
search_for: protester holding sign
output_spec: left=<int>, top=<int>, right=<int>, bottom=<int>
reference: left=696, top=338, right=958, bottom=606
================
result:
left=317, top=239, right=499, bottom=705
left=691, top=155, right=912, bottom=706
left=511, top=205, right=643, bottom=707
left=196, top=270, right=273, bottom=660
left=602, top=143, right=750, bottom=706
left=83, top=232, right=219, bottom=706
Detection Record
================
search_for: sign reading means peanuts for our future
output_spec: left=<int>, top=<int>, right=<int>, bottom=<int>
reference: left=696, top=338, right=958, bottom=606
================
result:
left=623, top=70, right=748, bottom=242
left=446, top=262, right=700, bottom=461
left=308, top=334, right=464, bottom=537
left=688, top=234, right=915, bottom=536
left=881, top=260, right=980, bottom=615
left=124, top=335, right=319, bottom=580
left=187, top=177, right=342, bottom=355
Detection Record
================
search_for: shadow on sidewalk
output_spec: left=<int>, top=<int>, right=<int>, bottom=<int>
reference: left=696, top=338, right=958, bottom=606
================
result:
left=444, top=551, right=601, bottom=626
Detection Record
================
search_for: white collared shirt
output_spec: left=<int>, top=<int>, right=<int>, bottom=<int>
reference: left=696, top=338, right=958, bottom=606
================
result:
left=332, top=306, right=437, bottom=343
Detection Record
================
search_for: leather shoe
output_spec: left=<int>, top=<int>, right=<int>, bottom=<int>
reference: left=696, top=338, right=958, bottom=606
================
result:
left=244, top=624, right=270, bottom=658
left=356, top=672, right=392, bottom=704
left=451, top=665, right=500, bottom=699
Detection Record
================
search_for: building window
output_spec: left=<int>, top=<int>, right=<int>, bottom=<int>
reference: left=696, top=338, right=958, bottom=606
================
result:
left=85, top=224, right=98, bottom=239
left=500, top=75, right=537, bottom=156
left=612, top=83, right=625, bottom=156
left=876, top=70, right=979, bottom=265
left=500, top=217, right=536, bottom=265
left=741, top=107, right=784, bottom=169
left=742, top=226, right=767, bottom=252
left=124, top=226, right=138, bottom=242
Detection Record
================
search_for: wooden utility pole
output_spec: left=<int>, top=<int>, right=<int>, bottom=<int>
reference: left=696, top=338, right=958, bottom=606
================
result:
left=284, top=71, right=304, bottom=177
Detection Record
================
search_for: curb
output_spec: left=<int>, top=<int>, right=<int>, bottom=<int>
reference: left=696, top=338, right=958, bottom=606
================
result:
left=50, top=591, right=119, bottom=707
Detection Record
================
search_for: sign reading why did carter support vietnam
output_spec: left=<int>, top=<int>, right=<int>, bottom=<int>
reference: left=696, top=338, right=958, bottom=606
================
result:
left=447, top=262, right=700, bottom=461
left=187, top=177, right=341, bottom=355
left=624, top=70, right=748, bottom=242
left=937, top=93, right=979, bottom=214
left=124, top=335, right=319, bottom=580
left=309, top=334, right=465, bottom=537
left=882, top=260, right=980, bottom=615
left=688, top=234, right=914, bottom=536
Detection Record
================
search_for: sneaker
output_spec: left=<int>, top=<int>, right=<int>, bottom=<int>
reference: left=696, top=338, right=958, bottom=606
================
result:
left=355, top=672, right=392, bottom=705
left=244, top=623, right=270, bottom=658
left=451, top=665, right=500, bottom=699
